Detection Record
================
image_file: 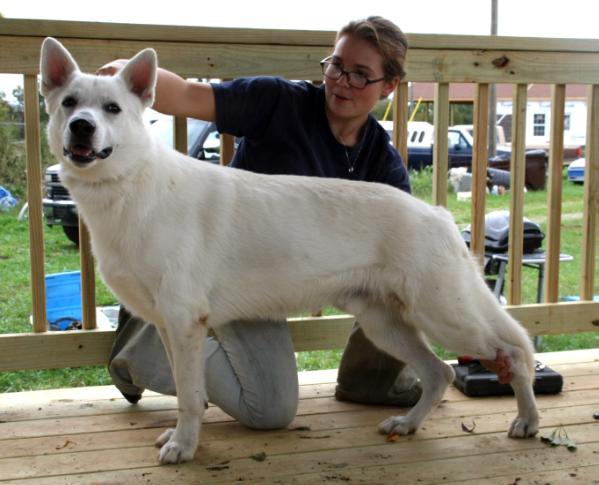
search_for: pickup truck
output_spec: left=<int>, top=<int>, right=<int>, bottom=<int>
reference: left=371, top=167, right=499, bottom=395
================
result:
left=393, top=121, right=547, bottom=190
left=405, top=122, right=511, bottom=171
left=43, top=116, right=220, bottom=245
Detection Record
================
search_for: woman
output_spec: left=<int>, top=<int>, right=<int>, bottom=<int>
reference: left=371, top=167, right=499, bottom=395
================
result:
left=106, top=16, right=421, bottom=429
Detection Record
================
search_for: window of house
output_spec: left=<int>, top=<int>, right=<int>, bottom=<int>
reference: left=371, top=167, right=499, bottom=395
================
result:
left=564, top=114, right=571, bottom=131
left=533, top=113, right=546, bottom=136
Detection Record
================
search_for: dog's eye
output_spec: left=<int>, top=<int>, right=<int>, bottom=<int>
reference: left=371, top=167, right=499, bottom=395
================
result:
left=62, top=96, right=77, bottom=108
left=104, top=103, right=121, bottom=114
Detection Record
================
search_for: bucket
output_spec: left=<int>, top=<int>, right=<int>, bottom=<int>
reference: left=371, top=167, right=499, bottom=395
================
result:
left=45, top=271, right=82, bottom=330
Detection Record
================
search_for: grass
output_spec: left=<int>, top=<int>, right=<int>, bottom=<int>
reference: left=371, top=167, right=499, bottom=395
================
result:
left=0, top=170, right=598, bottom=389
left=0, top=211, right=116, bottom=391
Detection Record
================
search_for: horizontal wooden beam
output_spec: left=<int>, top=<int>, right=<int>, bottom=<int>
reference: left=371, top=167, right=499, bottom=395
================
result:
left=406, top=49, right=599, bottom=84
left=0, top=18, right=336, bottom=47
left=0, top=302, right=596, bottom=372
left=288, top=315, right=355, bottom=351
left=3, top=30, right=599, bottom=83
left=3, top=19, right=599, bottom=53
left=0, top=329, right=116, bottom=372
left=507, top=300, right=599, bottom=336
left=0, top=36, right=328, bottom=78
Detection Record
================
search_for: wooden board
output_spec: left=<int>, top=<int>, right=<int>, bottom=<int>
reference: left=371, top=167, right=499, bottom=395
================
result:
left=1, top=303, right=598, bottom=372
left=0, top=349, right=596, bottom=484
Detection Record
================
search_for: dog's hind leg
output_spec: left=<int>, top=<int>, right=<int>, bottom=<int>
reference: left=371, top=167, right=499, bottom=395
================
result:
left=355, top=303, right=454, bottom=436
left=507, top=359, right=539, bottom=438
left=498, top=323, right=539, bottom=438
left=154, top=311, right=209, bottom=464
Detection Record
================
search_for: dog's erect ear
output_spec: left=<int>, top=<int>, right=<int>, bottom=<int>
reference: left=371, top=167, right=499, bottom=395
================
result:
left=40, top=37, right=80, bottom=97
left=118, top=48, right=157, bottom=108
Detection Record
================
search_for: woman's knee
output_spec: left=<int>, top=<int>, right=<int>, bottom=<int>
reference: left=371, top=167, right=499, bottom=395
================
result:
left=240, top=394, right=298, bottom=430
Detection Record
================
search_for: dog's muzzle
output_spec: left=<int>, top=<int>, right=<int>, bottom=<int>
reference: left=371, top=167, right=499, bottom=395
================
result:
left=64, top=117, right=113, bottom=165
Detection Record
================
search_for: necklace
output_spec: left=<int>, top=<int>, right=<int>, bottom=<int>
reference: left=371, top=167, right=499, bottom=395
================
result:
left=342, top=143, right=362, bottom=174
left=337, top=123, right=367, bottom=174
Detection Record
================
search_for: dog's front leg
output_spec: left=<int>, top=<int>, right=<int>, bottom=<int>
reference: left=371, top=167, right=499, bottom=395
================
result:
left=154, top=312, right=209, bottom=464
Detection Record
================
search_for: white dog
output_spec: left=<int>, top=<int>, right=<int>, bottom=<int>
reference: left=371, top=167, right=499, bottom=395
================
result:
left=40, top=37, right=539, bottom=464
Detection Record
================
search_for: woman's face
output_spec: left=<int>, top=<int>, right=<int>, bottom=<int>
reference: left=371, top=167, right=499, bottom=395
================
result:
left=324, top=34, right=398, bottom=123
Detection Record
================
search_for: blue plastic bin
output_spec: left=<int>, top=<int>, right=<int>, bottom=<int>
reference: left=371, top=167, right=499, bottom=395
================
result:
left=45, top=271, right=82, bottom=330
left=562, top=295, right=599, bottom=302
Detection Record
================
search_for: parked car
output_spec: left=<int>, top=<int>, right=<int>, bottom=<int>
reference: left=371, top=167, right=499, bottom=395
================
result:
left=567, top=157, right=585, bottom=183
left=379, top=121, right=548, bottom=190
left=450, top=124, right=509, bottom=150
left=405, top=124, right=512, bottom=171
left=43, top=117, right=220, bottom=245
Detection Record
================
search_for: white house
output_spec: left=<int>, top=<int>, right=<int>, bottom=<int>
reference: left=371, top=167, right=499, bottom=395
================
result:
left=411, top=83, right=587, bottom=159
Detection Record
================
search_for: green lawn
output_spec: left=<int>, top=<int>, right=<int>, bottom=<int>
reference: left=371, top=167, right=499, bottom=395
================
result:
left=0, top=171, right=597, bottom=390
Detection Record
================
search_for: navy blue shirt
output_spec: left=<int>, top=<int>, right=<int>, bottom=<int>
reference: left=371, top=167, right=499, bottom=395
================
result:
left=212, top=77, right=410, bottom=193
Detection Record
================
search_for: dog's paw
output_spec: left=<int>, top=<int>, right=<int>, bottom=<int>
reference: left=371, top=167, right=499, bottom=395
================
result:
left=158, top=440, right=195, bottom=464
left=378, top=415, right=417, bottom=436
left=155, top=429, right=196, bottom=464
left=508, top=415, right=539, bottom=438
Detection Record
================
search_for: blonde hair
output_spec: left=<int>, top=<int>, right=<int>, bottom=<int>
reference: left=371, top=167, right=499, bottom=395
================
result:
left=336, top=16, right=408, bottom=81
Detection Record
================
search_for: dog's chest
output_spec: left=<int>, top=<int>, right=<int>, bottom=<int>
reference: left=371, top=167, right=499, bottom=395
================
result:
left=98, top=253, right=163, bottom=325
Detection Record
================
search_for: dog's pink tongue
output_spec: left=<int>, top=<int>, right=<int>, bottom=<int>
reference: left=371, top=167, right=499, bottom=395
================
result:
left=71, top=146, right=93, bottom=157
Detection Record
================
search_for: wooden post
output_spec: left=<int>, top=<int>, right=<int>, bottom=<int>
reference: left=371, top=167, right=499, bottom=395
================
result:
left=23, top=74, right=47, bottom=333
left=220, top=134, right=235, bottom=165
left=79, top=221, right=96, bottom=330
left=544, top=84, right=565, bottom=303
left=508, top=84, right=528, bottom=306
left=174, top=116, right=188, bottom=155
left=432, top=82, right=449, bottom=207
left=580, top=84, right=599, bottom=300
left=470, top=83, right=489, bottom=266
left=394, top=82, right=409, bottom=167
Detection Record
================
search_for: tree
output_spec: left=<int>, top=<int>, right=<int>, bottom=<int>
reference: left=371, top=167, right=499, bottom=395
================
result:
left=0, top=85, right=56, bottom=198
left=12, top=85, right=49, bottom=125
left=0, top=92, right=25, bottom=197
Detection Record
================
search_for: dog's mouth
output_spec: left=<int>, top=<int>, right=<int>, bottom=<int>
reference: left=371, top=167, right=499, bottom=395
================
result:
left=63, top=144, right=113, bottom=165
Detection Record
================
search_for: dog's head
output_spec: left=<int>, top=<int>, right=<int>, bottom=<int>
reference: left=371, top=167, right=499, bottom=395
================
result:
left=40, top=37, right=157, bottom=181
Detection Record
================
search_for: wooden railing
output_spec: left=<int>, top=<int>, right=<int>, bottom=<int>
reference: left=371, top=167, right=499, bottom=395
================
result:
left=0, top=18, right=597, bottom=372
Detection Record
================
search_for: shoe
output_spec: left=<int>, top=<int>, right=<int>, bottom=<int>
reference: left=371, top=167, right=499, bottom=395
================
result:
left=121, top=392, right=142, bottom=404
left=335, top=323, right=422, bottom=406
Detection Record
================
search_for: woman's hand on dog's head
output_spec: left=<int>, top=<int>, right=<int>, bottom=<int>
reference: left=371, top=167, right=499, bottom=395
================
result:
left=96, top=59, right=128, bottom=76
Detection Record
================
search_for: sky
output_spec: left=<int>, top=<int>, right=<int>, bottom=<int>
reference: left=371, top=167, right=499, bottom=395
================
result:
left=1, top=0, right=598, bottom=102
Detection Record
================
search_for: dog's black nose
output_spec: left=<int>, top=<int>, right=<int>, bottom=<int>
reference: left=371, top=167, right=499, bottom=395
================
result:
left=69, top=118, right=96, bottom=137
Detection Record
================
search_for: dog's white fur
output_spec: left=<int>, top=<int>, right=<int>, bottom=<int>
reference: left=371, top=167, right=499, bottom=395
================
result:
left=40, top=37, right=539, bottom=464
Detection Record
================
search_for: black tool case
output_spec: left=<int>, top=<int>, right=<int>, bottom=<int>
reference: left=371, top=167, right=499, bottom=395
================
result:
left=452, top=360, right=563, bottom=397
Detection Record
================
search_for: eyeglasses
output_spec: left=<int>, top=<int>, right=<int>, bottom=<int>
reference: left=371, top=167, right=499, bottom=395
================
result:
left=320, top=56, right=385, bottom=89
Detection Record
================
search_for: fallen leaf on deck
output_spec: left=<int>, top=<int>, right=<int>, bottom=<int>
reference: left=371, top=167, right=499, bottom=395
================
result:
left=461, top=420, right=476, bottom=433
left=540, top=425, right=577, bottom=451
left=292, top=425, right=311, bottom=431
left=55, top=440, right=73, bottom=450
left=250, top=452, right=267, bottom=461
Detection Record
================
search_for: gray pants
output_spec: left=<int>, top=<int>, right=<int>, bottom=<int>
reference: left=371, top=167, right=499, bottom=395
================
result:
left=109, top=309, right=298, bottom=429
left=109, top=308, right=421, bottom=430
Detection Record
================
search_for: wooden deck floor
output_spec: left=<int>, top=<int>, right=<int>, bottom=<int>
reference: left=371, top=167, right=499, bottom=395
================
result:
left=0, top=349, right=598, bottom=484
